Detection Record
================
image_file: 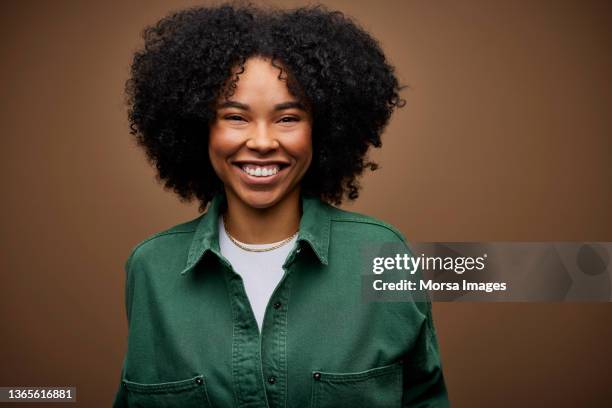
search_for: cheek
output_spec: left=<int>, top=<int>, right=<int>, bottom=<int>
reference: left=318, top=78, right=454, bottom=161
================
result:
left=207, top=135, right=220, bottom=169
left=301, top=134, right=313, bottom=170
left=208, top=129, right=233, bottom=176
left=287, top=128, right=313, bottom=167
left=208, top=124, right=235, bottom=156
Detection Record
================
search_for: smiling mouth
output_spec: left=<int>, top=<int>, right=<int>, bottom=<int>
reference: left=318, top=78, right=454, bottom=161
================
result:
left=234, top=163, right=289, bottom=178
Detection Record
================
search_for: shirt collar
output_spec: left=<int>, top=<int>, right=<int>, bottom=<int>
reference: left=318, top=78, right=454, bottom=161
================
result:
left=180, top=193, right=331, bottom=275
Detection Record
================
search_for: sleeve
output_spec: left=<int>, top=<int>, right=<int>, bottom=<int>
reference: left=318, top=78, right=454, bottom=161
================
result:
left=112, top=360, right=128, bottom=407
left=402, top=298, right=450, bottom=407
left=111, top=251, right=136, bottom=408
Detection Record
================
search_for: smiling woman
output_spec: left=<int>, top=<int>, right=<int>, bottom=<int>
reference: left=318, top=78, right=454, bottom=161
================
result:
left=114, top=3, right=449, bottom=408
left=209, top=57, right=313, bottom=243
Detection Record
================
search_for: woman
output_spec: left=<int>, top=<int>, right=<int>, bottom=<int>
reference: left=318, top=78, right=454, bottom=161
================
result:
left=113, top=4, right=449, bottom=407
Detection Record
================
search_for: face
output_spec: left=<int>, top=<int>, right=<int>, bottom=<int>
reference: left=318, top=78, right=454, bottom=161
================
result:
left=209, top=56, right=313, bottom=209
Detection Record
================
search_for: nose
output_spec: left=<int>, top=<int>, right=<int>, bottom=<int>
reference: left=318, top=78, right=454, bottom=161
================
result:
left=245, top=122, right=279, bottom=153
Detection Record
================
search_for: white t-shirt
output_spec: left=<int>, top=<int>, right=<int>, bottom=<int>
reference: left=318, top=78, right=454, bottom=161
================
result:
left=218, top=216, right=297, bottom=333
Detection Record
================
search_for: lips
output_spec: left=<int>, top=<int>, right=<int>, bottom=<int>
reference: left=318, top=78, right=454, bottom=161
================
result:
left=241, top=164, right=280, bottom=177
left=233, top=161, right=290, bottom=178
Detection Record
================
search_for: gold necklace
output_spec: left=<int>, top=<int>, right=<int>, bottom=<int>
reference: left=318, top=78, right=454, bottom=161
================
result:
left=222, top=215, right=298, bottom=252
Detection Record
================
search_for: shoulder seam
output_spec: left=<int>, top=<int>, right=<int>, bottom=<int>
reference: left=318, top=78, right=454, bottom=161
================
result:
left=129, top=229, right=197, bottom=260
left=329, top=217, right=406, bottom=244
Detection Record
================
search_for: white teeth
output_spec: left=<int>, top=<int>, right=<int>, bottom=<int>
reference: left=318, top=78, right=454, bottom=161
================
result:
left=242, top=165, right=280, bottom=177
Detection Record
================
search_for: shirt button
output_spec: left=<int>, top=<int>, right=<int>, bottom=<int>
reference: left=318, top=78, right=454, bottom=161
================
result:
left=267, top=376, right=276, bottom=384
left=195, top=377, right=203, bottom=385
left=313, top=372, right=321, bottom=381
left=273, top=301, right=282, bottom=309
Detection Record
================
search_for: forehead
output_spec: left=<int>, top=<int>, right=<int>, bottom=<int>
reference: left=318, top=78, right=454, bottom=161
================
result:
left=222, top=56, right=296, bottom=103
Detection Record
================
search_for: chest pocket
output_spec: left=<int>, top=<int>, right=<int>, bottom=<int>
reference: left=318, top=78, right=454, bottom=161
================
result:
left=122, top=375, right=212, bottom=408
left=311, top=362, right=403, bottom=408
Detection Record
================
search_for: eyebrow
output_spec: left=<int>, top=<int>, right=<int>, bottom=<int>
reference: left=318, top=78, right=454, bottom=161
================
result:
left=216, top=100, right=306, bottom=111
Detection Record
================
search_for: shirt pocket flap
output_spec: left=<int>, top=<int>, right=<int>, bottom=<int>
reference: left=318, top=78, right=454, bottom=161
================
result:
left=311, top=361, right=403, bottom=408
left=122, top=374, right=212, bottom=407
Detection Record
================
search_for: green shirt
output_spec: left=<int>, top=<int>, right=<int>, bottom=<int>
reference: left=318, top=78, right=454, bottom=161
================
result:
left=113, top=194, right=449, bottom=407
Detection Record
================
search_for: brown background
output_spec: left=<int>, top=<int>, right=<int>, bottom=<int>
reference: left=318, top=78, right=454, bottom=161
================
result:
left=1, top=0, right=611, bottom=407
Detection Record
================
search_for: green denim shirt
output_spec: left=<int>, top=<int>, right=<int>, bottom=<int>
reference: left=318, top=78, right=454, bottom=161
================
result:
left=113, top=194, right=449, bottom=408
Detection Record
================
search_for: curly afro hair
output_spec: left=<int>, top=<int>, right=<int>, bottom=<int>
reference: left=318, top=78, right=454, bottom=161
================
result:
left=126, top=3, right=405, bottom=212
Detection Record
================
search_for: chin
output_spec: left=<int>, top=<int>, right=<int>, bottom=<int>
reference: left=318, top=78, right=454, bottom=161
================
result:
left=238, top=189, right=284, bottom=209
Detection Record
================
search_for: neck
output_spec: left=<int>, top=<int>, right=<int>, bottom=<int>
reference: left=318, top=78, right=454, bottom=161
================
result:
left=223, top=188, right=301, bottom=244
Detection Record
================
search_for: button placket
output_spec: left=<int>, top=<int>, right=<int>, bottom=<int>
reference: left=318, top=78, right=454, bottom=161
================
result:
left=261, top=264, right=294, bottom=408
left=223, top=265, right=270, bottom=408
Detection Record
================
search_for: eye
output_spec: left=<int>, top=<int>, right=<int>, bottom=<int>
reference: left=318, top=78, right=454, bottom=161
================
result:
left=224, top=114, right=247, bottom=122
left=278, top=116, right=299, bottom=123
